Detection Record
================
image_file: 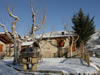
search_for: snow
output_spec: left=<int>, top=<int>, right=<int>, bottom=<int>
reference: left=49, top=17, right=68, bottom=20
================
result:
left=95, top=45, right=100, bottom=48
left=91, top=57, right=100, bottom=67
left=91, top=32, right=100, bottom=40
left=21, top=41, right=33, bottom=46
left=0, top=60, right=23, bottom=75
left=36, top=31, right=76, bottom=39
left=90, top=62, right=100, bottom=71
left=87, top=31, right=99, bottom=44
left=89, top=30, right=100, bottom=42
left=2, top=57, right=100, bottom=75
left=87, top=31, right=100, bottom=58
left=0, top=32, right=5, bottom=34
left=37, top=58, right=97, bottom=74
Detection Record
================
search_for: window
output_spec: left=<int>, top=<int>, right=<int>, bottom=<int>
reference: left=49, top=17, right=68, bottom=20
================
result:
left=56, top=39, right=64, bottom=47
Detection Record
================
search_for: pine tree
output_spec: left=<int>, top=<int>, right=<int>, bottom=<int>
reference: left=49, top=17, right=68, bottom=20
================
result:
left=72, top=8, right=95, bottom=47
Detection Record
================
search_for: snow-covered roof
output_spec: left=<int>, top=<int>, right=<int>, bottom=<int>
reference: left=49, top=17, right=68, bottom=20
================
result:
left=0, top=32, right=5, bottom=34
left=21, top=41, right=33, bottom=46
left=36, top=31, right=77, bottom=39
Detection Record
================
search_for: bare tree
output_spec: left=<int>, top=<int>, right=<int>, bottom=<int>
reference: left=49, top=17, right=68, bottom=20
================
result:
left=0, top=0, right=46, bottom=64
left=0, top=23, right=20, bottom=65
left=28, top=1, right=47, bottom=61
left=30, top=1, right=46, bottom=40
left=8, top=7, right=22, bottom=65
left=0, top=7, right=22, bottom=65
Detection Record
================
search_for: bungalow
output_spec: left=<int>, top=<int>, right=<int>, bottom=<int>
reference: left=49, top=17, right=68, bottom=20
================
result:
left=36, top=31, right=78, bottom=58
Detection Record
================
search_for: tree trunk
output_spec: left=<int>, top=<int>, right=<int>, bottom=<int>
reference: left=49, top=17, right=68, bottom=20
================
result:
left=13, top=39, right=18, bottom=65
left=80, top=41, right=85, bottom=59
left=13, top=39, right=21, bottom=65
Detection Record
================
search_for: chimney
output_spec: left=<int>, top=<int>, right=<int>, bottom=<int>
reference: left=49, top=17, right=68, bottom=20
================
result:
left=62, top=32, right=64, bottom=35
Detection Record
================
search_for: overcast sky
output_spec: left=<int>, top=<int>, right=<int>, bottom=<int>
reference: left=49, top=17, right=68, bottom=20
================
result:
left=0, top=0, right=100, bottom=36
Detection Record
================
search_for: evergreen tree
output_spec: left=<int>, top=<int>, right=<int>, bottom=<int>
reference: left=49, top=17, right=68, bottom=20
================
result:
left=72, top=8, right=95, bottom=47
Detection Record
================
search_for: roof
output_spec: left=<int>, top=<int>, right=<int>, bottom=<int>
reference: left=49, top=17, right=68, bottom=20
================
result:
left=0, top=32, right=5, bottom=34
left=0, top=32, right=12, bottom=44
left=21, top=41, right=33, bottom=46
left=36, top=31, right=77, bottom=39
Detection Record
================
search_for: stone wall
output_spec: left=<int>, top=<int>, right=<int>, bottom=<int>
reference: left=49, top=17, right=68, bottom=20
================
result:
left=39, top=38, right=70, bottom=58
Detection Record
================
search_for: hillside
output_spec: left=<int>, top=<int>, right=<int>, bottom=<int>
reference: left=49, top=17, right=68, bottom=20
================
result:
left=87, top=30, right=100, bottom=57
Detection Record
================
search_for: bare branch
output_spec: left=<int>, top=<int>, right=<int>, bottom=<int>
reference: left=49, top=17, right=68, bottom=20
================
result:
left=8, top=7, right=19, bottom=34
left=8, top=8, right=19, bottom=22
left=0, top=24, right=12, bottom=40
left=40, top=13, right=46, bottom=25
left=0, top=24, right=8, bottom=32
left=75, top=35, right=79, bottom=42
left=34, top=14, right=46, bottom=32
left=37, top=25, right=46, bottom=40
left=30, top=1, right=46, bottom=41
left=35, top=8, right=40, bottom=16
left=31, top=7, right=35, bottom=38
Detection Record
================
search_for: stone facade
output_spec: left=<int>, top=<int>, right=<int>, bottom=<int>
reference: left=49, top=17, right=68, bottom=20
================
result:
left=39, top=38, right=70, bottom=58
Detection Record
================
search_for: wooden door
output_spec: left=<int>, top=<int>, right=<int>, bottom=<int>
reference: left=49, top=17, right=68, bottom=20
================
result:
left=0, top=44, right=3, bottom=52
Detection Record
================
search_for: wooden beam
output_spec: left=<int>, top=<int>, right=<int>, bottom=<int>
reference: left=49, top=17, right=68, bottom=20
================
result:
left=0, top=37, right=8, bottom=44
left=0, top=34, right=11, bottom=43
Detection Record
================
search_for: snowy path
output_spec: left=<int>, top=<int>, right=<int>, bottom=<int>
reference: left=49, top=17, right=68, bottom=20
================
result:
left=0, top=60, right=23, bottom=75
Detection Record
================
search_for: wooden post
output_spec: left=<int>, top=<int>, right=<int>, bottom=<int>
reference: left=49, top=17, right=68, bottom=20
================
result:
left=87, top=53, right=90, bottom=66
left=9, top=43, right=11, bottom=56
left=70, top=45, right=72, bottom=57
left=70, top=36, right=73, bottom=57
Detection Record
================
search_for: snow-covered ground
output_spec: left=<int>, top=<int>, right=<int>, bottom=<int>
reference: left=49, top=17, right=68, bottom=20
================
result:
left=2, top=57, right=100, bottom=75
left=38, top=58, right=97, bottom=74
left=91, top=57, right=100, bottom=67
left=0, top=60, right=23, bottom=75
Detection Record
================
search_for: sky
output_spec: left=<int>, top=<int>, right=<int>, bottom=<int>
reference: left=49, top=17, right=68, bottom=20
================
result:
left=0, top=0, right=100, bottom=36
